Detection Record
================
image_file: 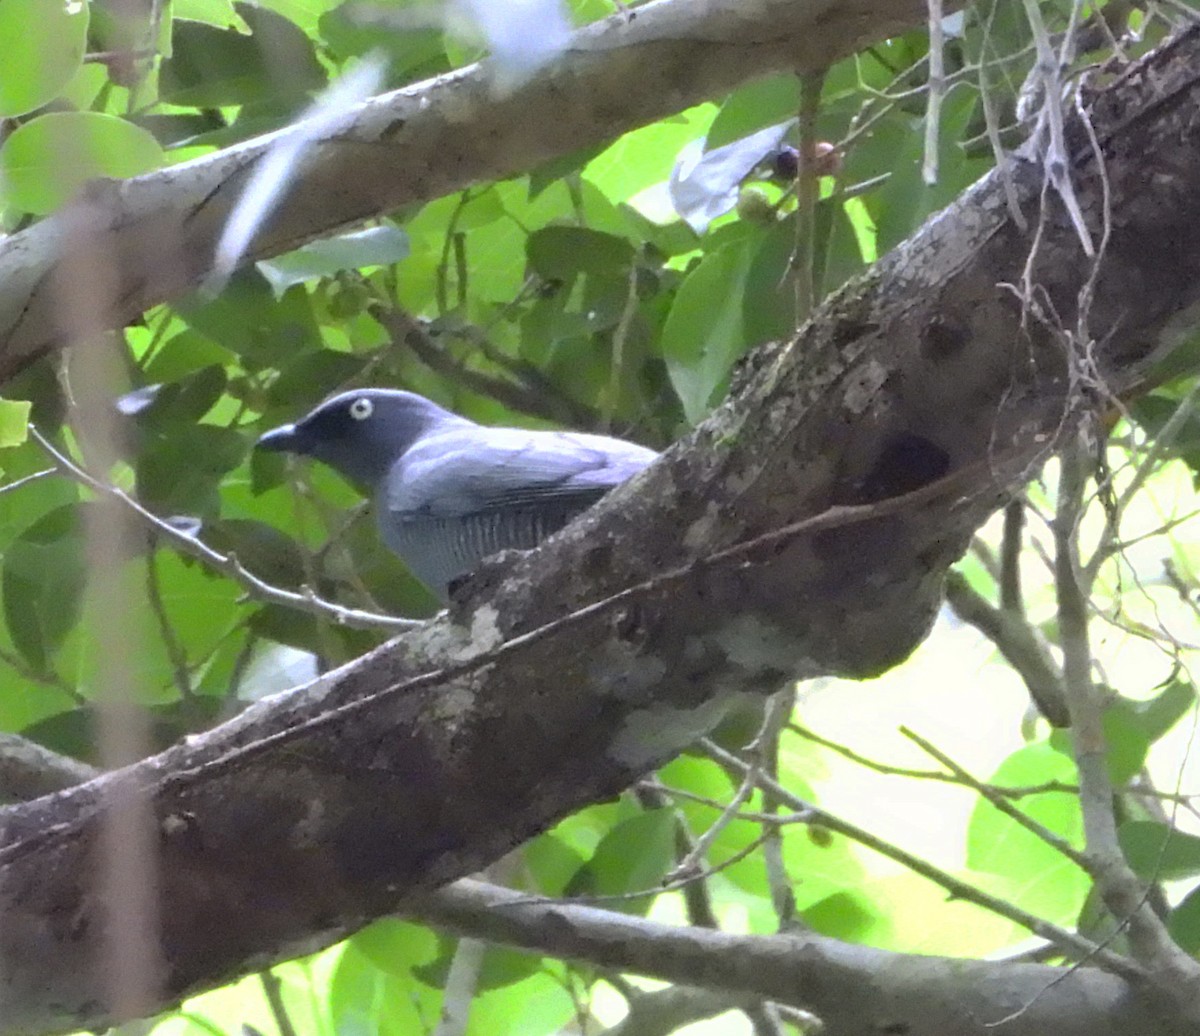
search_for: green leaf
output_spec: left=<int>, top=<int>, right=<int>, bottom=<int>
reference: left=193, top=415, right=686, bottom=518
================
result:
left=522, top=832, right=587, bottom=896
left=135, top=425, right=247, bottom=515
left=174, top=0, right=246, bottom=30
left=966, top=741, right=1088, bottom=922
left=413, top=942, right=541, bottom=994
left=707, top=75, right=801, bottom=149
left=175, top=271, right=321, bottom=365
left=0, top=399, right=31, bottom=448
left=161, top=5, right=325, bottom=108
left=1169, top=883, right=1200, bottom=955
left=1100, top=706, right=1150, bottom=786
left=526, top=226, right=634, bottom=281
left=0, top=0, right=89, bottom=117
left=1119, top=821, right=1200, bottom=882
left=0, top=112, right=164, bottom=215
left=257, top=225, right=410, bottom=297
left=1131, top=679, right=1196, bottom=743
left=2, top=504, right=85, bottom=673
left=118, top=366, right=228, bottom=429
left=565, top=807, right=677, bottom=914
left=319, top=4, right=450, bottom=81
left=331, top=940, right=440, bottom=1036
left=661, top=237, right=756, bottom=423
left=202, top=519, right=307, bottom=588
left=350, top=918, right=440, bottom=979
left=264, top=350, right=366, bottom=410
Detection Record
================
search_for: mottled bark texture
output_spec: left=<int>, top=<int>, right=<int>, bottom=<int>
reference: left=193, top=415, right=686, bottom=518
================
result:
left=3, top=17, right=1200, bottom=1036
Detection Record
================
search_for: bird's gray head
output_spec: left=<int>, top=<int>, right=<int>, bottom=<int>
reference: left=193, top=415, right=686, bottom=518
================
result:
left=256, top=389, right=468, bottom=489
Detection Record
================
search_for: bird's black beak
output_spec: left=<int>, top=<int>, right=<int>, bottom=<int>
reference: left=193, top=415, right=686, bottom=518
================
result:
left=256, top=423, right=308, bottom=454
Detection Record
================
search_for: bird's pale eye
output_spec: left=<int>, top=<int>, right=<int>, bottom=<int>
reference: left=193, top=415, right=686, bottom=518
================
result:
left=349, top=397, right=374, bottom=421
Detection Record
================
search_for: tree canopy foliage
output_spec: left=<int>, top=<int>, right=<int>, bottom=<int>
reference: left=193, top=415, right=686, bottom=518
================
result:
left=3, top=1, right=1200, bottom=1035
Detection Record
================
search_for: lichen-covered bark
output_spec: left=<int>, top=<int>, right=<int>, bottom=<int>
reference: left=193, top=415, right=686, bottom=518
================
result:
left=3, top=21, right=1200, bottom=1036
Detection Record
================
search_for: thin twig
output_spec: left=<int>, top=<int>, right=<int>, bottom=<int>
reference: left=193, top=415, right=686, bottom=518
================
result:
left=258, top=970, right=299, bottom=1036
left=699, top=739, right=1144, bottom=979
left=1055, top=434, right=1200, bottom=990
left=793, top=70, right=824, bottom=321
left=0, top=467, right=54, bottom=496
left=900, top=726, right=1093, bottom=872
left=31, top=427, right=419, bottom=633
left=923, top=0, right=946, bottom=186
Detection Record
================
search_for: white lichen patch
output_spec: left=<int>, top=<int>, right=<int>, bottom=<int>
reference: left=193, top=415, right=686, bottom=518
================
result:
left=587, top=639, right=668, bottom=702
left=413, top=603, right=504, bottom=663
left=413, top=682, right=474, bottom=742
left=608, top=694, right=738, bottom=770
left=711, top=614, right=819, bottom=679
left=842, top=358, right=888, bottom=414
left=291, top=795, right=327, bottom=848
left=683, top=500, right=724, bottom=551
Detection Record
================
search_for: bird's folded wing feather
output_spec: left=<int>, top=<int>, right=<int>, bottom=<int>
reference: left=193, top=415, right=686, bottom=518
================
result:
left=385, top=427, right=657, bottom=520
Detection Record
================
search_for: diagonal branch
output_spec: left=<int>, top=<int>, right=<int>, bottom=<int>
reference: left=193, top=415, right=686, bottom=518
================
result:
left=406, top=879, right=1185, bottom=1036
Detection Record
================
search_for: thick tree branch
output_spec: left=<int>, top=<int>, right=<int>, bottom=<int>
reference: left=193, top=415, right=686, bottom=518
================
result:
left=0, top=734, right=97, bottom=803
left=407, top=879, right=1190, bottom=1036
left=3, top=22, right=1200, bottom=1036
left=0, top=0, right=945, bottom=383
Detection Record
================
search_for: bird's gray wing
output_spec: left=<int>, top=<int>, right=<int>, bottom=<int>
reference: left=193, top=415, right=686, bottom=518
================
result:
left=386, top=427, right=657, bottom=519
left=378, top=427, right=656, bottom=594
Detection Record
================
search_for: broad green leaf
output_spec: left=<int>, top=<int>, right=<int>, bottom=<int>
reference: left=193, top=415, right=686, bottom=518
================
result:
left=662, top=237, right=756, bottom=423
left=0, top=112, right=164, bottom=215
left=804, top=890, right=878, bottom=941
left=350, top=918, right=440, bottom=979
left=413, top=940, right=541, bottom=994
left=526, top=227, right=634, bottom=281
left=966, top=741, right=1088, bottom=922
left=161, top=7, right=325, bottom=108
left=707, top=75, right=801, bottom=149
left=0, top=0, right=89, bottom=117
left=1169, top=884, right=1200, bottom=955
left=522, top=832, right=587, bottom=896
left=1, top=504, right=85, bottom=673
left=840, top=872, right=1021, bottom=955
left=175, top=272, right=321, bottom=365
left=265, top=350, right=369, bottom=409
left=331, top=940, right=439, bottom=1036
left=565, top=807, right=677, bottom=914
left=1100, top=706, right=1150, bottom=786
left=201, top=519, right=307, bottom=588
left=319, top=4, right=450, bottom=81
left=0, top=400, right=31, bottom=448
left=1119, top=821, right=1200, bottom=882
left=118, top=366, right=228, bottom=427
left=174, top=0, right=246, bottom=30
left=465, top=970, right=574, bottom=1036
left=135, top=424, right=247, bottom=515
left=258, top=225, right=410, bottom=297
left=585, top=102, right=717, bottom=204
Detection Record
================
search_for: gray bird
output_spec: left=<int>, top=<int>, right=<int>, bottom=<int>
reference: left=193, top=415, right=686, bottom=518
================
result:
left=256, top=389, right=658, bottom=598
